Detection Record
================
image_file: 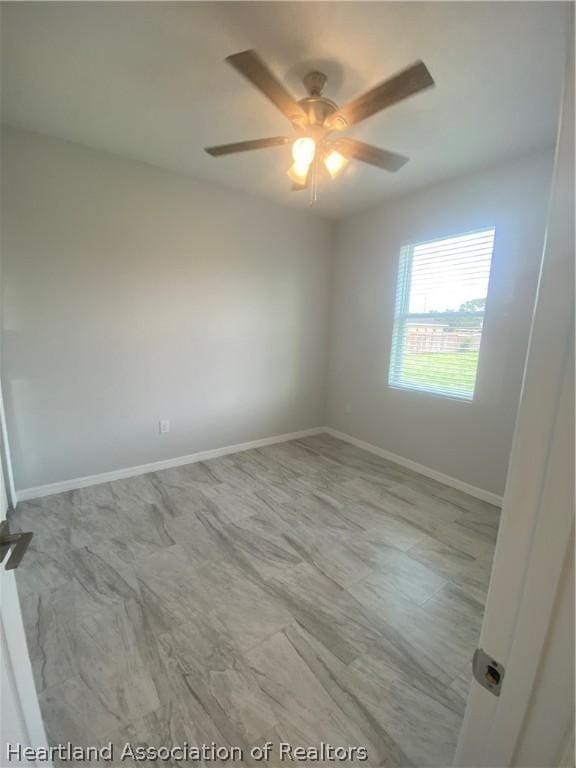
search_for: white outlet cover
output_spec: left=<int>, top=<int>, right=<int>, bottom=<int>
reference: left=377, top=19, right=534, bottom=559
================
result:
left=159, top=419, right=170, bottom=434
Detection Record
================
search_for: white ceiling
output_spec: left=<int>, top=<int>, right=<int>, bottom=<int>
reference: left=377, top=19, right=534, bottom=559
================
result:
left=0, top=2, right=569, bottom=218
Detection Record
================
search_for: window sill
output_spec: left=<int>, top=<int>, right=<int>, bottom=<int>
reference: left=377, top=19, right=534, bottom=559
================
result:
left=387, top=382, right=475, bottom=403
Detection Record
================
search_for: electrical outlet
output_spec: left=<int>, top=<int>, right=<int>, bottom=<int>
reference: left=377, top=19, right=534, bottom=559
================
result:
left=159, top=419, right=170, bottom=434
left=344, top=403, right=352, bottom=415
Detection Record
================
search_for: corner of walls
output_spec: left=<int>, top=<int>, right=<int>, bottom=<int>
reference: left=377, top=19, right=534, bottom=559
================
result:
left=324, top=150, right=557, bottom=499
left=320, top=217, right=341, bottom=428
left=2, top=125, right=551, bottom=505
left=1, top=128, right=334, bottom=491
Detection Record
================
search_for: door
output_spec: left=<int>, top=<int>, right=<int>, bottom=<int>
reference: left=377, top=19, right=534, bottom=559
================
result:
left=454, top=27, right=574, bottom=768
left=0, top=442, right=49, bottom=766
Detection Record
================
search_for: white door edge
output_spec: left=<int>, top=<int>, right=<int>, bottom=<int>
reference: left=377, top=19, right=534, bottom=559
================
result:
left=454, top=22, right=574, bottom=767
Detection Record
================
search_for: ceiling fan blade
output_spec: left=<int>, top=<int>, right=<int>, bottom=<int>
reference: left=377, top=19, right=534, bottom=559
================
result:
left=205, top=136, right=290, bottom=156
left=335, top=138, right=409, bottom=172
left=328, top=60, right=434, bottom=129
left=226, top=50, right=307, bottom=124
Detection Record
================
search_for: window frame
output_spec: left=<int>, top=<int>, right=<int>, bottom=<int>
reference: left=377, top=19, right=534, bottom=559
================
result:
left=388, top=227, right=496, bottom=402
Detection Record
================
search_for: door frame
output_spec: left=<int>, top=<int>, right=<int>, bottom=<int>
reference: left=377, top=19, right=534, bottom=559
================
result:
left=0, top=378, right=17, bottom=510
left=454, top=27, right=574, bottom=767
left=0, top=451, right=50, bottom=766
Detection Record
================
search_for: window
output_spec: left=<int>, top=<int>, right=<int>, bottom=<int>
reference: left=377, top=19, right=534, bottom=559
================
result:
left=389, top=227, right=496, bottom=400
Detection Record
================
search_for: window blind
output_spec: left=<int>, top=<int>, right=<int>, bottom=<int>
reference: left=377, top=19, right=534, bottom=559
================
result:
left=388, top=227, right=496, bottom=400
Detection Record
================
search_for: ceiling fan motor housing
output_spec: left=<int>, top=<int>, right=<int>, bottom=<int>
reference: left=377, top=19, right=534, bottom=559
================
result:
left=298, top=96, right=339, bottom=128
left=298, top=71, right=341, bottom=129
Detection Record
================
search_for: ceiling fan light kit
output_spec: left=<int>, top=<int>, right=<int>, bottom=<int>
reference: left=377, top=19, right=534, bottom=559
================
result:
left=205, top=49, right=435, bottom=205
left=324, top=150, right=348, bottom=179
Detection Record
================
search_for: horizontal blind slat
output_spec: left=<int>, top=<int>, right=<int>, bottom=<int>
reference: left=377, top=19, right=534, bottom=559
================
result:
left=389, top=227, right=495, bottom=399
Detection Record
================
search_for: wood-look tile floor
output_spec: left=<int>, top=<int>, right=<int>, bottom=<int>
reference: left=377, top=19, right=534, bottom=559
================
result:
left=11, top=434, right=499, bottom=767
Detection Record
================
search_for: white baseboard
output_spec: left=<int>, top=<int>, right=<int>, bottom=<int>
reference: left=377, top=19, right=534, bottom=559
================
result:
left=16, top=427, right=324, bottom=502
left=16, top=425, right=502, bottom=507
left=324, top=427, right=503, bottom=507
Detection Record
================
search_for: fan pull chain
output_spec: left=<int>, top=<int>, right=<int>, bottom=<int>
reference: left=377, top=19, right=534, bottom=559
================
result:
left=309, top=155, right=319, bottom=206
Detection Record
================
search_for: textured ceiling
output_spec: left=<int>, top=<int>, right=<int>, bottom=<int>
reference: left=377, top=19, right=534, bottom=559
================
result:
left=0, top=2, right=569, bottom=218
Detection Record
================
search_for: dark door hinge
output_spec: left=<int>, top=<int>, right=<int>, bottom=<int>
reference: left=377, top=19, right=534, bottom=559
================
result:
left=0, top=520, right=33, bottom=570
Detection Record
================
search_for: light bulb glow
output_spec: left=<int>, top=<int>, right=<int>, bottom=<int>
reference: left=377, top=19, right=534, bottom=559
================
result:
left=287, top=137, right=316, bottom=185
left=287, top=161, right=310, bottom=185
left=324, top=150, right=348, bottom=179
left=292, top=137, right=316, bottom=166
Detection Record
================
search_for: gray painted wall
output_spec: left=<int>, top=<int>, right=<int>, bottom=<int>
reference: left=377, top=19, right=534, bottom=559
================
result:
left=0, top=128, right=555, bottom=496
left=326, top=152, right=554, bottom=496
left=1, top=129, right=332, bottom=489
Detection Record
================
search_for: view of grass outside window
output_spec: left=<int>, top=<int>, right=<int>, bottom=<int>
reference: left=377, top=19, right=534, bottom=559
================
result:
left=388, top=228, right=496, bottom=400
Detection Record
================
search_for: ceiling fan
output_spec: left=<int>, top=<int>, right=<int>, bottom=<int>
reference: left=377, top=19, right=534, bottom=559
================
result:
left=205, top=50, right=435, bottom=204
